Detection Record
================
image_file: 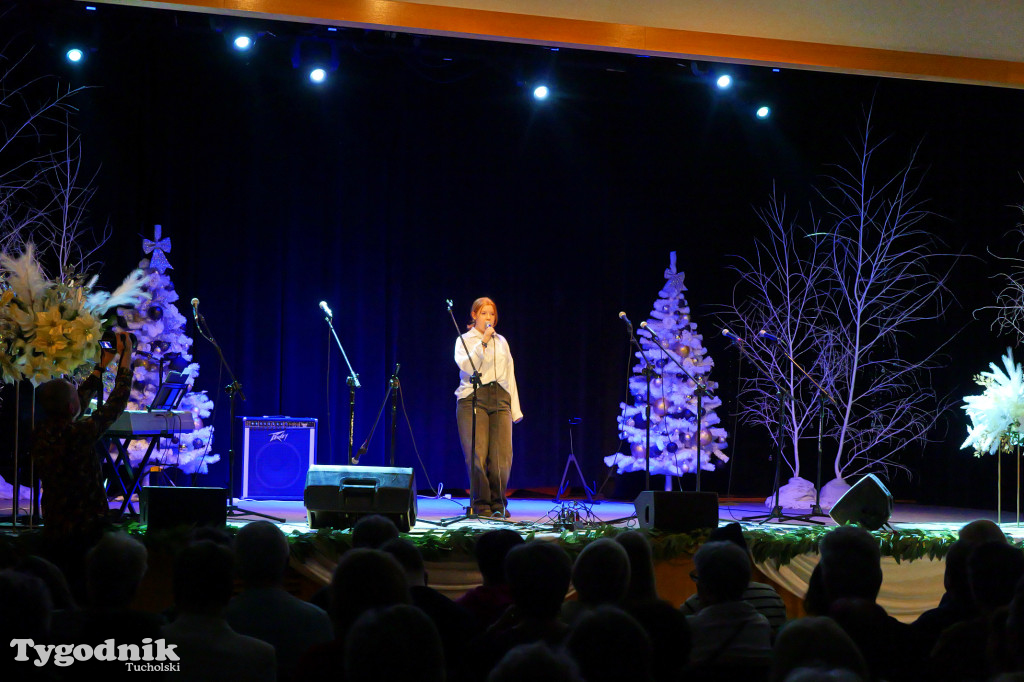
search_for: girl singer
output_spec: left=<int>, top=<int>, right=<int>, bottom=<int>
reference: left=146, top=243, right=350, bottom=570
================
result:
left=454, top=297, right=523, bottom=518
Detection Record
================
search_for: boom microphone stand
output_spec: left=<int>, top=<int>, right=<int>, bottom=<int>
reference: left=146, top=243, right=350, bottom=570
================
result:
left=728, top=329, right=821, bottom=525
left=192, top=299, right=283, bottom=523
left=320, top=302, right=361, bottom=464
left=619, top=313, right=655, bottom=491
left=639, top=322, right=711, bottom=492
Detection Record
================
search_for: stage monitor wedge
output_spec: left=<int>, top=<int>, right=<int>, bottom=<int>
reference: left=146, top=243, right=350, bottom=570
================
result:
left=634, top=491, right=719, bottom=533
left=304, top=465, right=417, bottom=532
left=828, top=473, right=893, bottom=531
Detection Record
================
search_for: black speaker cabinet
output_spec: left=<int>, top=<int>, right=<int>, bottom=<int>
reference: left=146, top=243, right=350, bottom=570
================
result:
left=829, top=474, right=893, bottom=531
left=140, top=486, right=227, bottom=530
left=241, top=418, right=317, bottom=500
left=634, top=491, right=720, bottom=533
left=304, top=465, right=417, bottom=532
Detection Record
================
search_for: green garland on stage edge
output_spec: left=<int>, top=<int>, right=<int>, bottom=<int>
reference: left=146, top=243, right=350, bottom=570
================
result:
left=1, top=522, right=1014, bottom=568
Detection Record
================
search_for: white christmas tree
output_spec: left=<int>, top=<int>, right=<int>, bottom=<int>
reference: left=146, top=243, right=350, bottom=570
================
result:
left=114, top=225, right=219, bottom=474
left=605, top=252, right=729, bottom=482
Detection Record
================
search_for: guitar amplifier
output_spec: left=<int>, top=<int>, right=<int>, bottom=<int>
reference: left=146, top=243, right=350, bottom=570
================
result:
left=241, top=417, right=317, bottom=500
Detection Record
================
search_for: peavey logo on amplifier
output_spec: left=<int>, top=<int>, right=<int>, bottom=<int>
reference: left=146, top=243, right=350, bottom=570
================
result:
left=269, top=430, right=287, bottom=443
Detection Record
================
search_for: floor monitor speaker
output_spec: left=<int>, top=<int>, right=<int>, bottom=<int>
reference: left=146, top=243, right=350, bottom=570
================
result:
left=828, top=474, right=893, bottom=531
left=304, top=465, right=417, bottom=531
left=634, top=491, right=720, bottom=533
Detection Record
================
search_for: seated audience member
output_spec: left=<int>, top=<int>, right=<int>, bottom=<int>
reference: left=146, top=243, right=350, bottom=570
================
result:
left=225, top=521, right=333, bottom=682
left=469, top=540, right=573, bottom=681
left=771, top=616, right=869, bottom=682
left=685, top=540, right=772, bottom=674
left=802, top=563, right=828, bottom=617
left=817, top=526, right=923, bottom=682
left=309, top=514, right=402, bottom=611
left=624, top=598, right=692, bottom=682
left=161, top=540, right=276, bottom=682
left=381, top=537, right=471, bottom=674
left=563, top=606, right=653, bottom=682
left=487, top=642, right=583, bottom=682
left=345, top=605, right=445, bottom=682
left=782, top=667, right=866, bottom=682
left=910, top=539, right=976, bottom=651
left=561, top=538, right=630, bottom=624
left=294, top=548, right=410, bottom=681
left=991, top=581, right=1024, bottom=676
left=681, top=523, right=787, bottom=636
left=52, top=532, right=164, bottom=644
left=0, top=569, right=53, bottom=677
left=16, top=555, right=76, bottom=611
left=929, top=541, right=1024, bottom=681
left=615, top=530, right=659, bottom=604
left=457, top=529, right=524, bottom=630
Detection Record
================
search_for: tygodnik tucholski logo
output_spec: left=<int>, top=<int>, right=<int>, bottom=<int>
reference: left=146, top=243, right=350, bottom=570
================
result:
left=10, top=638, right=180, bottom=671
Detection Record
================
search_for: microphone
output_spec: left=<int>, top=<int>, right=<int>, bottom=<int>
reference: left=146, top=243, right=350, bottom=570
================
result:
left=722, top=328, right=744, bottom=344
left=351, top=440, right=368, bottom=465
left=190, top=298, right=200, bottom=323
left=639, top=321, right=660, bottom=340
left=618, top=311, right=633, bottom=330
left=758, top=329, right=780, bottom=343
left=319, top=301, right=333, bottom=319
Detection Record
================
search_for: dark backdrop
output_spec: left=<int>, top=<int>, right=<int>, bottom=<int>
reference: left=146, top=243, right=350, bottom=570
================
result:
left=6, top=1, right=1024, bottom=507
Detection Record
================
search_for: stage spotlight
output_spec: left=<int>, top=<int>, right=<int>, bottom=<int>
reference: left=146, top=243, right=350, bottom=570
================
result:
left=756, top=106, right=771, bottom=119
left=309, top=68, right=328, bottom=84
left=533, top=85, right=550, bottom=100
left=232, top=35, right=253, bottom=51
left=66, top=48, right=84, bottom=63
left=716, top=74, right=732, bottom=89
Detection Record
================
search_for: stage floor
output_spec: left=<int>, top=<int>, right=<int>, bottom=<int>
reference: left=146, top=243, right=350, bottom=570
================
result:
left=3, top=492, right=1024, bottom=539
left=203, top=496, right=1024, bottom=539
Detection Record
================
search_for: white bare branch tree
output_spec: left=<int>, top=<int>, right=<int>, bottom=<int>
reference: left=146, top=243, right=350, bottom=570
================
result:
left=0, top=45, right=100, bottom=276
left=817, top=112, right=958, bottom=487
left=725, top=189, right=833, bottom=480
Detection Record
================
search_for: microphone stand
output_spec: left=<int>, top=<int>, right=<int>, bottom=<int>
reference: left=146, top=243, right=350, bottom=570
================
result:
left=624, top=322, right=655, bottom=491
left=729, top=334, right=823, bottom=525
left=193, top=307, right=284, bottom=523
left=351, top=364, right=400, bottom=467
left=640, top=326, right=710, bottom=492
left=322, top=309, right=361, bottom=464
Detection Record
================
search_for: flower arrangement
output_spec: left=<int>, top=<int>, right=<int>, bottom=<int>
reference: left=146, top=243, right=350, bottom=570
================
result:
left=961, top=348, right=1024, bottom=455
left=0, top=244, right=148, bottom=385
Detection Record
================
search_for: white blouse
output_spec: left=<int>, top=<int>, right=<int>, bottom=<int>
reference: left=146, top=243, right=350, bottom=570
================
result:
left=454, top=327, right=523, bottom=422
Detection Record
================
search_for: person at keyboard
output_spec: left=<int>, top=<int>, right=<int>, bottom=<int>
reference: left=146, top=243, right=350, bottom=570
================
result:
left=33, top=331, right=135, bottom=541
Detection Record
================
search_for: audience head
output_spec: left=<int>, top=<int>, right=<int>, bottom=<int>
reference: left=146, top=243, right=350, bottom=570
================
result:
left=86, top=532, right=148, bottom=609
left=488, top=642, right=583, bottom=682
left=17, top=555, right=76, bottom=611
left=572, top=538, right=630, bottom=606
left=234, top=521, right=290, bottom=588
left=381, top=537, right=427, bottom=587
left=692, top=540, right=750, bottom=604
left=614, top=530, right=658, bottom=602
left=959, top=519, right=1007, bottom=546
left=474, top=529, right=525, bottom=587
left=173, top=539, right=235, bottom=615
left=625, top=598, right=692, bottom=682
left=783, top=667, right=865, bottom=682
left=708, top=522, right=751, bottom=555
left=505, top=540, right=572, bottom=620
left=345, top=605, right=444, bottom=682
left=329, top=548, right=410, bottom=635
left=563, top=606, right=653, bottom=682
left=351, top=514, right=400, bottom=548
left=0, top=569, right=53, bottom=642
left=941, top=539, right=973, bottom=607
left=36, top=379, right=79, bottom=422
left=967, top=541, right=1024, bottom=613
left=772, top=616, right=869, bottom=682
left=818, top=526, right=882, bottom=603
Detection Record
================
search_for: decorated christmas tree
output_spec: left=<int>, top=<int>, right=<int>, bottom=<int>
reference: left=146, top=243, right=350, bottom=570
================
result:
left=114, top=225, right=218, bottom=474
left=605, top=252, right=729, bottom=483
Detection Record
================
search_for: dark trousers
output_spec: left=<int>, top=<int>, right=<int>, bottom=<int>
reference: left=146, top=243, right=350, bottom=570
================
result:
left=456, top=383, right=513, bottom=512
